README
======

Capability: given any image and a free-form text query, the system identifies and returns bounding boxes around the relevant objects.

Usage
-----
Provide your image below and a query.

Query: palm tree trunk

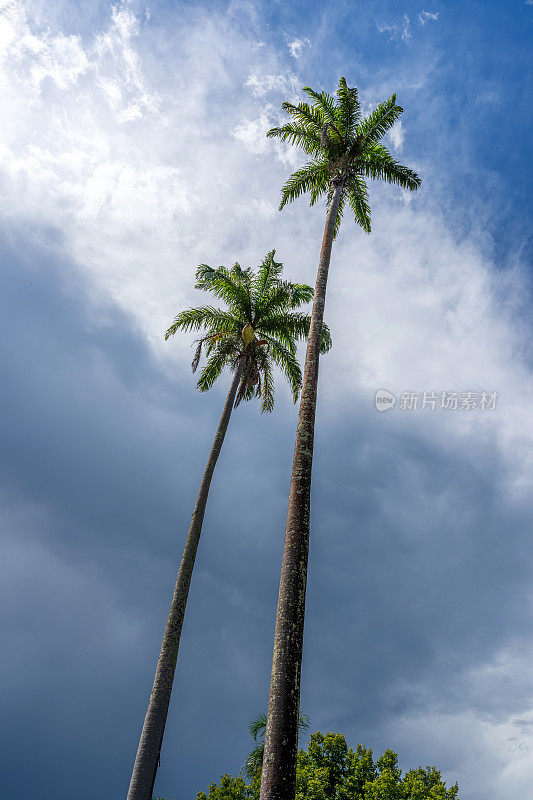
[259,184,343,800]
[128,361,244,800]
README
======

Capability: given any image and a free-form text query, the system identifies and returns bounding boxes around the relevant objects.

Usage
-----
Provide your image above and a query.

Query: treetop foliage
[267,77,421,237]
[165,250,332,413]
[194,731,459,800]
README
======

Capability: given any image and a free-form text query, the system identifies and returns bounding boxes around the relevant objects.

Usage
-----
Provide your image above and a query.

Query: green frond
[244,711,310,779]
[248,713,268,741]
[356,95,403,146]
[260,313,331,355]
[195,347,228,393]
[256,281,315,323]
[230,262,253,289]
[251,250,283,298]
[346,178,372,232]
[229,262,253,319]
[260,358,276,413]
[263,336,302,403]
[258,312,310,344]
[336,77,360,133]
[265,123,322,156]
[164,306,241,338]
[288,283,314,308]
[298,713,310,731]
[279,160,330,210]
[244,743,265,781]
[331,190,347,240]
[302,86,338,127]
[277,100,324,132]
[360,145,421,190]
[319,321,333,354]
[195,264,249,314]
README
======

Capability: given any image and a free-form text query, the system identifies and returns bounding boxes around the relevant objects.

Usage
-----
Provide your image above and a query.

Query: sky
[0,1,532,799]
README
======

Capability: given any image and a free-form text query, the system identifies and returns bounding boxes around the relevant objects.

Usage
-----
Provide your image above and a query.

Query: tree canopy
[165,250,331,412]
[193,731,459,800]
[266,77,421,237]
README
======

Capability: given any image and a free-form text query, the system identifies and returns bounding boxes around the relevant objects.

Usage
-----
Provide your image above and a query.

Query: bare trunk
[259,184,343,800]
[127,362,244,800]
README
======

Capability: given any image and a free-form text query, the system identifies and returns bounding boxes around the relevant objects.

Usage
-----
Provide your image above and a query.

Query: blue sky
[0,1,532,799]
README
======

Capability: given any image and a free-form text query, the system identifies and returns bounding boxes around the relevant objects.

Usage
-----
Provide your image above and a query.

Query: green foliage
[196,773,255,800]
[196,731,459,800]
[267,76,421,237]
[243,712,310,781]
[165,250,332,413]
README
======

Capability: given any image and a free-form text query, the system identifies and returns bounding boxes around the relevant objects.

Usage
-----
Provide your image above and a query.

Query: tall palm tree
[128,251,331,800]
[259,79,421,800]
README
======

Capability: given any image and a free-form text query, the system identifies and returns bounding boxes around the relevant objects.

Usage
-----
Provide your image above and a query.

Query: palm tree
[128,251,332,800]
[259,79,421,800]
[244,713,309,782]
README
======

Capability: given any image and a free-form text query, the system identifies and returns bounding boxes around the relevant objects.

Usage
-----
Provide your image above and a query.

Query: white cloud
[418,10,440,25]
[245,67,299,97]
[0,8,532,794]
[377,13,411,42]
[388,119,404,151]
[0,0,530,487]
[93,5,160,122]
[385,707,533,800]
[287,36,310,58]
[233,109,273,155]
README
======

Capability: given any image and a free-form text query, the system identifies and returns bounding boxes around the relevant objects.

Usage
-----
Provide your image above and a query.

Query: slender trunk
[127,362,244,800]
[259,184,343,800]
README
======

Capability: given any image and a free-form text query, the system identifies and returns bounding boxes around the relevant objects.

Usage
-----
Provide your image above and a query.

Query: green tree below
[192,731,459,800]
[194,731,459,800]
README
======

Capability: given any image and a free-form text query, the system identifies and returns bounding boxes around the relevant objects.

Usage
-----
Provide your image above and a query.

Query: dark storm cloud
[2,221,532,800]
[0,221,300,799]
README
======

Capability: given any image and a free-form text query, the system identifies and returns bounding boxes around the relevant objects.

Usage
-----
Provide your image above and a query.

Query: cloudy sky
[1,1,532,798]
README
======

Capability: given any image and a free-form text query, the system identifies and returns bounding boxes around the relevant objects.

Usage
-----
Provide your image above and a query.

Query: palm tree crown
[165,250,332,412]
[267,77,421,236]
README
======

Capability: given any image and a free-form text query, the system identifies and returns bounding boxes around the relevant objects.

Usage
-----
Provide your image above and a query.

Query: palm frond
[356,95,403,146]
[331,189,347,240]
[279,160,330,210]
[256,282,314,322]
[302,86,340,128]
[278,100,324,132]
[244,744,265,781]
[244,711,310,780]
[265,123,322,156]
[251,250,282,299]
[258,312,310,346]
[345,176,372,232]
[336,76,360,134]
[263,336,302,403]
[260,357,275,413]
[319,321,333,353]
[248,713,268,740]
[195,264,249,314]
[360,145,421,189]
[196,346,230,393]
[165,306,241,339]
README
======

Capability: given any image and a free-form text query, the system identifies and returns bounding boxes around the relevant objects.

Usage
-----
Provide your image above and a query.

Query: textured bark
[259,185,343,800]
[127,362,244,800]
